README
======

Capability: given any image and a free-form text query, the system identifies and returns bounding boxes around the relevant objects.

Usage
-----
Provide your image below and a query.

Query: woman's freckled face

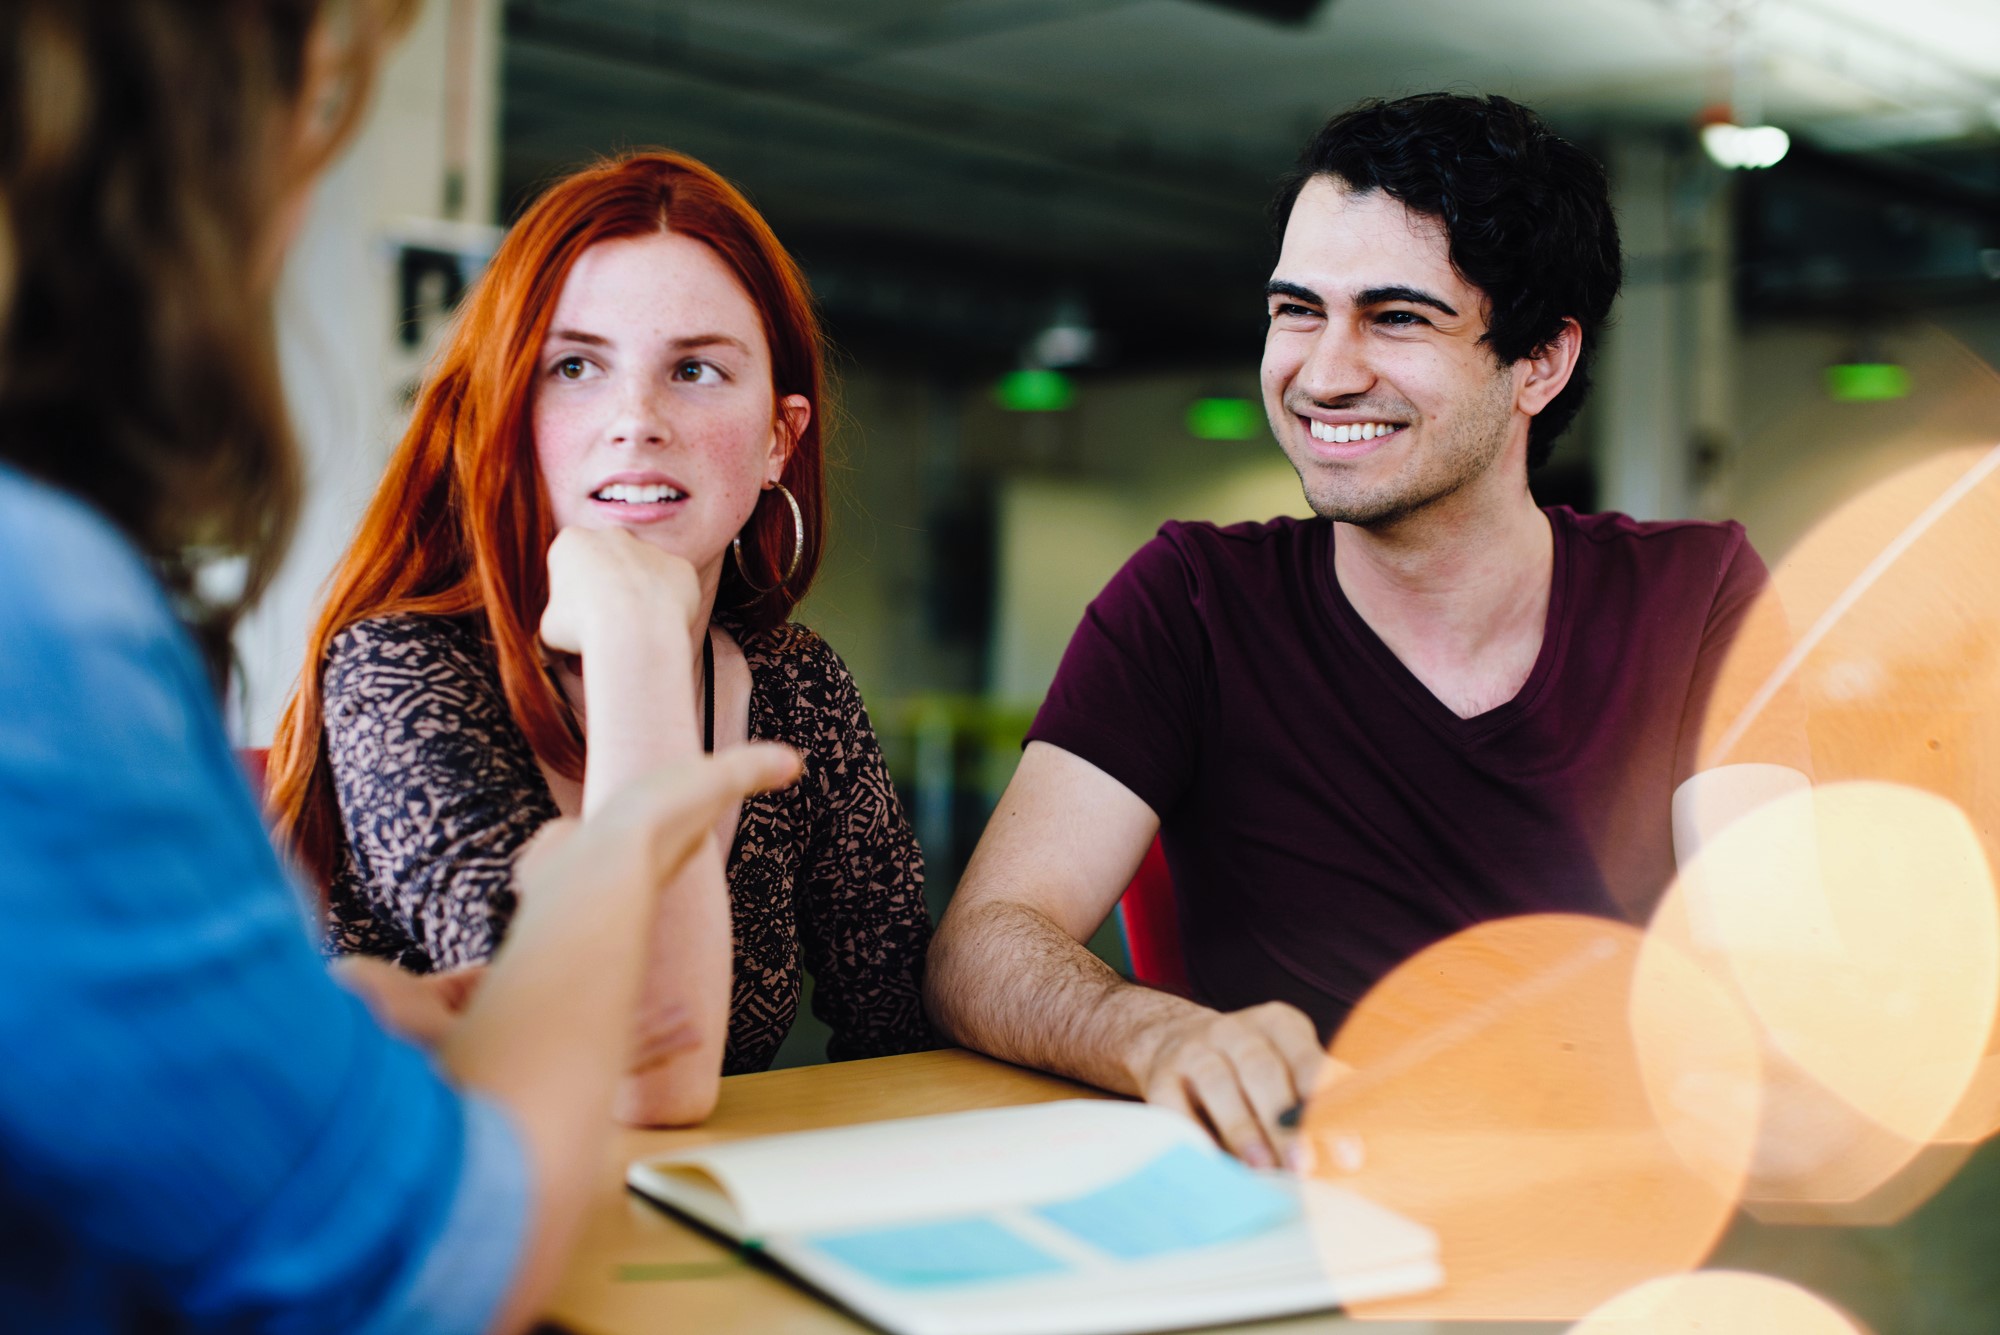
[531,230,806,586]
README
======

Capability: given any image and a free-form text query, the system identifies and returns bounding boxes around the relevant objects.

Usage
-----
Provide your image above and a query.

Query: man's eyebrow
[1355,285,1459,318]
[1265,280,1325,306]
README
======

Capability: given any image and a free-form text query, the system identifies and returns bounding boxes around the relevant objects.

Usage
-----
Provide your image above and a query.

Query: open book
[626,1099,1441,1335]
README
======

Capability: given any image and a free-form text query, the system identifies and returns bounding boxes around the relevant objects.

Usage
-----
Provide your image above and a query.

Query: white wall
[977,370,1312,708]
[1724,318,2000,563]
[795,364,1313,712]
[231,0,501,744]
[1596,133,1737,523]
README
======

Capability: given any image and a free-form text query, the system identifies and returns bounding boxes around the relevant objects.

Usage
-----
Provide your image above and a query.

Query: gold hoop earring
[730,482,804,594]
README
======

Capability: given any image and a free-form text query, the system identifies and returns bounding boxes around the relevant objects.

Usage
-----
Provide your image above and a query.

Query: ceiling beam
[503,0,1279,217]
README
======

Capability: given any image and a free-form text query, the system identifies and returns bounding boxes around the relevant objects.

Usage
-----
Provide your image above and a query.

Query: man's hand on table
[1125,998,1332,1169]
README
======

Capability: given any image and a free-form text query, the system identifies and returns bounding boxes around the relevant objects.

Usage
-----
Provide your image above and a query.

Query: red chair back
[238,747,271,799]
[1117,836,1192,998]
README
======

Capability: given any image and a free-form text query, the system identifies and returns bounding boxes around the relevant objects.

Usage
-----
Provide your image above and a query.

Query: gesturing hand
[332,957,486,1049]
[1132,1000,1329,1168]
[538,525,703,658]
[515,742,802,902]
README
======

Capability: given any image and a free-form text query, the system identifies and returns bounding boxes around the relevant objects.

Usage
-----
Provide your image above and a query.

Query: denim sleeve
[0,470,529,1335]
[371,1095,532,1335]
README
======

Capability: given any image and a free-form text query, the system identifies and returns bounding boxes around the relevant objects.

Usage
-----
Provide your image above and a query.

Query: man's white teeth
[593,483,684,503]
[1308,420,1400,444]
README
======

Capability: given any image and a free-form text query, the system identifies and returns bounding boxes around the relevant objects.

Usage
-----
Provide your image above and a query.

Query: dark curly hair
[1273,93,1622,468]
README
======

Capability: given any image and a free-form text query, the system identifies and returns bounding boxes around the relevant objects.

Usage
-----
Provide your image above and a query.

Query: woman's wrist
[575,618,706,811]
[577,601,698,666]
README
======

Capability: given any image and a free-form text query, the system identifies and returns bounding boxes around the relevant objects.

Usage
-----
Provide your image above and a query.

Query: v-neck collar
[1316,507,1573,747]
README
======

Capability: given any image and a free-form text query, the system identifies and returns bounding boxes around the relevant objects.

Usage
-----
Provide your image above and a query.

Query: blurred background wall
[241,0,2000,1051]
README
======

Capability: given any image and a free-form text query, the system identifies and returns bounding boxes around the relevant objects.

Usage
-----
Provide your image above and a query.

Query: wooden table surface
[540,1048,1529,1335]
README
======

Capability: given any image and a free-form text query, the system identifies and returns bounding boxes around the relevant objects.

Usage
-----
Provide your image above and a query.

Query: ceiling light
[1029,322,1097,370]
[1185,397,1264,441]
[1692,18,1788,173]
[1826,363,1910,403]
[994,369,1076,413]
[1025,297,1100,370]
[1700,121,1790,170]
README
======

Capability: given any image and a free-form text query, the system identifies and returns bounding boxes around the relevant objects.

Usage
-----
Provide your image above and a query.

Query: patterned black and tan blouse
[319,613,934,1073]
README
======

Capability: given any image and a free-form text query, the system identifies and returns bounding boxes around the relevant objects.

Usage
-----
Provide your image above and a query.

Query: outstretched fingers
[624,743,803,873]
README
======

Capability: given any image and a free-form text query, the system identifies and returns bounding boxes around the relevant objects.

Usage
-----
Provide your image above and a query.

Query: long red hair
[268,150,827,889]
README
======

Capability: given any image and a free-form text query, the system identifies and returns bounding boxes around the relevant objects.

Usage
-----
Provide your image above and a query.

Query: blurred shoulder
[0,464,180,642]
[0,466,226,781]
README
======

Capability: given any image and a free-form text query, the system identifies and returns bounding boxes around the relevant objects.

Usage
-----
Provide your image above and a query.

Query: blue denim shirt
[0,463,529,1333]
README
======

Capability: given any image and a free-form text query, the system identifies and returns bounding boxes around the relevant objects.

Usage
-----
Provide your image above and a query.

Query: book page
[802,1144,1300,1287]
[764,1172,1442,1335]
[648,1100,1209,1236]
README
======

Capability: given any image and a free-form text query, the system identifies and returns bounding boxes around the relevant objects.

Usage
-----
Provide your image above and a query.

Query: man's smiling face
[1261,176,1527,528]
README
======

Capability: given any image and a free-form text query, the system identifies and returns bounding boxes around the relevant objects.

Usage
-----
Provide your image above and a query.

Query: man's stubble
[1290,368,1519,530]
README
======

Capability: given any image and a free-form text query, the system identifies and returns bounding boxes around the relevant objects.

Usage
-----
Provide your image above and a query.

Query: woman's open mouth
[588,480,688,519]
[592,482,685,504]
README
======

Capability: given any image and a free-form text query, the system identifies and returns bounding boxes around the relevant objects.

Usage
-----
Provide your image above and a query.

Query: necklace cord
[701,628,715,755]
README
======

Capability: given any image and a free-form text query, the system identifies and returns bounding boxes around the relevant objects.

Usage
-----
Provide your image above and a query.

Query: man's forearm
[926,896,1206,1096]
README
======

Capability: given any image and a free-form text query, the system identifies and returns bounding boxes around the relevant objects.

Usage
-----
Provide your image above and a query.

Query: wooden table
[541,1048,1543,1335]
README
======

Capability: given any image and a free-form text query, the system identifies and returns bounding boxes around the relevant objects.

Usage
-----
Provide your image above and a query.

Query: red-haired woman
[269,152,932,1125]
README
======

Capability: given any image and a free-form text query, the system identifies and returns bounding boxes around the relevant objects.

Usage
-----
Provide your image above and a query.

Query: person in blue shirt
[0,3,799,1331]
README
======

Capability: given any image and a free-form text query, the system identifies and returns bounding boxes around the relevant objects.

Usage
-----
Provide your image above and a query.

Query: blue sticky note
[1033,1144,1297,1260]
[809,1217,1069,1289]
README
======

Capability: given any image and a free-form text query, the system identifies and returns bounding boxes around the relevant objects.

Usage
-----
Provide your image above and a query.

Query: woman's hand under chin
[538,525,705,659]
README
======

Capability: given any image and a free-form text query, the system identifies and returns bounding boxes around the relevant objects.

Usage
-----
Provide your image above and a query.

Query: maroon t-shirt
[1026,507,1785,1039]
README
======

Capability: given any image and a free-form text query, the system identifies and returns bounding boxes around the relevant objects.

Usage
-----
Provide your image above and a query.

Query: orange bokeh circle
[1653,781,1999,1220]
[1696,445,2000,1155]
[1569,1270,1869,1333]
[1303,914,1760,1320]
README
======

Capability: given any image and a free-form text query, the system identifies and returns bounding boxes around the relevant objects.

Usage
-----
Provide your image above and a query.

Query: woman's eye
[674,359,722,383]
[553,355,590,380]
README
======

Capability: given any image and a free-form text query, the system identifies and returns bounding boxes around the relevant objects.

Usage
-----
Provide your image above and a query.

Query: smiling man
[926,94,1805,1163]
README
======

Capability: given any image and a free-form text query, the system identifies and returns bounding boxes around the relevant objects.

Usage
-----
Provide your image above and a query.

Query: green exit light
[1185,397,1264,441]
[1826,363,1911,402]
[994,369,1075,412]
